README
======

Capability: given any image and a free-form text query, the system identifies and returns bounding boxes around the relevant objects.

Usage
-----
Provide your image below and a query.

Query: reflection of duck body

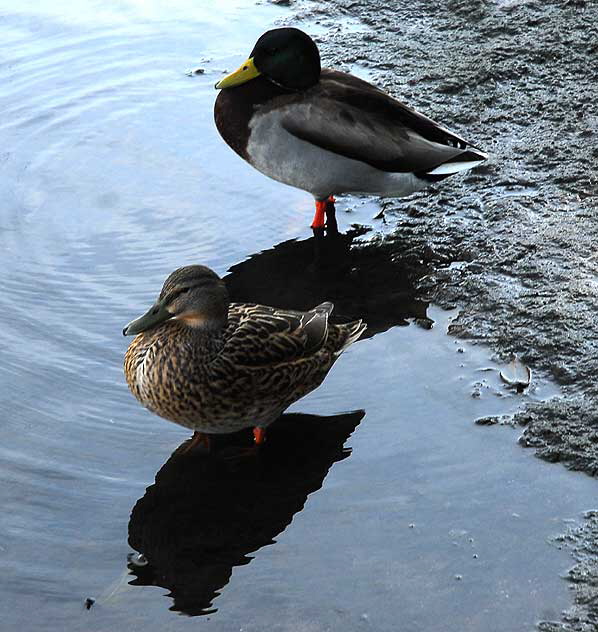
[128,411,364,615]
[224,228,431,338]
[123,265,365,443]
[214,28,487,230]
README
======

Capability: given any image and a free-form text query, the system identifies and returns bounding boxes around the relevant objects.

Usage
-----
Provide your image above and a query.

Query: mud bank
[287,0,597,628]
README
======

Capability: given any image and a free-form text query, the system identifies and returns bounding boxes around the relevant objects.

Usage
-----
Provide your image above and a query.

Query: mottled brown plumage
[123,265,365,437]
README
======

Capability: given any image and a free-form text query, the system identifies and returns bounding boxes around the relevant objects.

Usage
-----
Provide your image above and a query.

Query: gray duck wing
[280,69,481,174]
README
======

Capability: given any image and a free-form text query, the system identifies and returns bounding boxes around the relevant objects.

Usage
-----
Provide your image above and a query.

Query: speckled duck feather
[124,302,365,434]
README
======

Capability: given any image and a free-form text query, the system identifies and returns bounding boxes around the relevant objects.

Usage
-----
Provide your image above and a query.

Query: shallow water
[0,1,595,630]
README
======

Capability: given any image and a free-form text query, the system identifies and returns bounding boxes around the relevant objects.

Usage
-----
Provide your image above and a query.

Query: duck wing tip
[425,148,488,176]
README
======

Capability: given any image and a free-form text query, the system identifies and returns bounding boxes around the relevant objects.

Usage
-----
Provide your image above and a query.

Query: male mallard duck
[123,265,365,447]
[214,27,487,231]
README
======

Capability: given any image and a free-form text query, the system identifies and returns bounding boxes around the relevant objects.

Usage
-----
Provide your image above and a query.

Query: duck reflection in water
[127,410,364,616]
[224,227,432,339]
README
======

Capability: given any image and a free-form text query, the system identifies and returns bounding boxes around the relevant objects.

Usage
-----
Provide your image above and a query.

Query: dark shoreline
[286,0,598,628]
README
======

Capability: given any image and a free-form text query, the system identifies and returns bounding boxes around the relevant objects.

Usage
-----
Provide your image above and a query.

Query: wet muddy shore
[287,0,598,628]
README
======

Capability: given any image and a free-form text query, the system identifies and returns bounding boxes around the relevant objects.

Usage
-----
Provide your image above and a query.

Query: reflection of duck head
[224,228,429,339]
[127,410,364,616]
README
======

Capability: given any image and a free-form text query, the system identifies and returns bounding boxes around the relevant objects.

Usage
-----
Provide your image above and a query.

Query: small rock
[475,416,497,425]
[415,317,434,330]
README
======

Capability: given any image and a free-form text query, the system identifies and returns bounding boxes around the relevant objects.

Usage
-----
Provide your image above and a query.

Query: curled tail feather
[336,320,366,356]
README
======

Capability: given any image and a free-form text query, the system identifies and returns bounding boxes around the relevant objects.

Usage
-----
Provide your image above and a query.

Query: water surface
[0,2,595,631]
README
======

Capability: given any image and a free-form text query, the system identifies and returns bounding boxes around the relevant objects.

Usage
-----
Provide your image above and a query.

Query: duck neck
[214,75,294,160]
[177,303,228,335]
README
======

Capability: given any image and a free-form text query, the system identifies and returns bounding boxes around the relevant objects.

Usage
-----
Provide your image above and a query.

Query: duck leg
[183,431,211,453]
[253,427,267,445]
[325,196,338,235]
[311,198,327,230]
[312,196,338,244]
[311,196,337,230]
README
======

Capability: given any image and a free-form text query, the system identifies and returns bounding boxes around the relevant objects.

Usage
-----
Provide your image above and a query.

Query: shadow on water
[127,410,365,616]
[224,227,430,339]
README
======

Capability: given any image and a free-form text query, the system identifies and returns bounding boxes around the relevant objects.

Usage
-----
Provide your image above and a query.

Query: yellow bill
[215,57,261,89]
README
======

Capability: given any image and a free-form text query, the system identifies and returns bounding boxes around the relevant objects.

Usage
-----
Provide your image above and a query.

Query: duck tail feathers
[425,148,488,177]
[336,320,367,356]
[313,301,335,316]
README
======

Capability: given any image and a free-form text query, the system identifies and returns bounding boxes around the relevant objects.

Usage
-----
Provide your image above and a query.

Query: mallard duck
[123,265,365,447]
[214,27,487,231]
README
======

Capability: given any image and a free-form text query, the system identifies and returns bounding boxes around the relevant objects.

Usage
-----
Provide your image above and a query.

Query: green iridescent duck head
[215,27,321,92]
[123,266,229,336]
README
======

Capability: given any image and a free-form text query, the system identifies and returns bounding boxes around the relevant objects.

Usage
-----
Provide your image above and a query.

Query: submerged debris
[500,357,531,393]
[185,67,205,77]
[127,552,148,567]
[475,414,516,427]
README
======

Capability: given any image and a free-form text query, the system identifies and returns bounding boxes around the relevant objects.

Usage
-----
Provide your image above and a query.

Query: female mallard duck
[214,27,487,231]
[123,265,365,447]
